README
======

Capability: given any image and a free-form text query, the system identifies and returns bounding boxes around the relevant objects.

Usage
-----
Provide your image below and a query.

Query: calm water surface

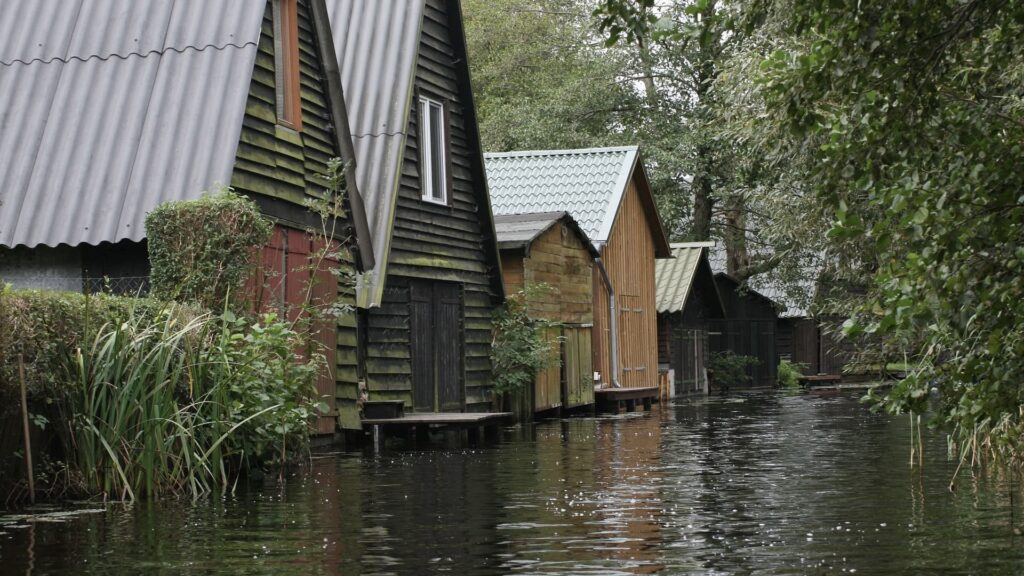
[2,391,1022,575]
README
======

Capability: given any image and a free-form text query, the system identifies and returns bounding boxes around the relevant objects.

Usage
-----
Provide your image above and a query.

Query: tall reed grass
[69,305,316,501]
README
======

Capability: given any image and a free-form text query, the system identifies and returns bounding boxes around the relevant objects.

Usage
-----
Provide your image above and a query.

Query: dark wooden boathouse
[710,273,780,388]
[0,0,376,435]
[655,242,725,396]
[327,0,507,429]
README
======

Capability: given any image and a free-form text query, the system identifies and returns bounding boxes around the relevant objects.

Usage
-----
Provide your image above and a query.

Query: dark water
[2,391,1023,575]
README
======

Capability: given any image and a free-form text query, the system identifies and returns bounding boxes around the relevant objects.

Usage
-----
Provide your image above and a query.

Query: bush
[0,287,321,502]
[708,351,760,387]
[201,311,322,462]
[70,308,320,500]
[0,287,167,419]
[490,286,560,396]
[777,359,808,389]
[145,188,272,309]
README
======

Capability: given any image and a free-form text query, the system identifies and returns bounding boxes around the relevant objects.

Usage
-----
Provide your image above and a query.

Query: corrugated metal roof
[708,242,818,317]
[326,0,425,306]
[655,242,715,313]
[485,146,640,244]
[493,211,598,258]
[0,0,264,249]
[494,212,565,249]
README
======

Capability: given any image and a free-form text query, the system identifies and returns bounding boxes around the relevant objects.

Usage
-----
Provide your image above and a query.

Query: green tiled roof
[484,146,640,243]
[655,242,715,313]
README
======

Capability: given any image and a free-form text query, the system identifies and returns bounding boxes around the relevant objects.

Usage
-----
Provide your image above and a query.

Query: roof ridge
[484,145,639,158]
[671,241,716,248]
[0,40,258,68]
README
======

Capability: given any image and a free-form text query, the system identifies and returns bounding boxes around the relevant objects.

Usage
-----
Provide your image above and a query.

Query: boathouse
[327,0,506,428]
[710,273,781,388]
[486,147,673,405]
[655,242,725,396]
[494,211,599,415]
[708,245,849,380]
[0,0,375,434]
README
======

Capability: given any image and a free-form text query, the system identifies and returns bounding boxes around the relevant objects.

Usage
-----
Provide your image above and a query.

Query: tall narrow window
[419,96,447,204]
[274,0,302,130]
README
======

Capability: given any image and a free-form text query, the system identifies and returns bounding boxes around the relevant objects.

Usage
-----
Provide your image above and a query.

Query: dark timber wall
[710,275,779,387]
[658,260,722,393]
[231,0,360,430]
[362,0,499,414]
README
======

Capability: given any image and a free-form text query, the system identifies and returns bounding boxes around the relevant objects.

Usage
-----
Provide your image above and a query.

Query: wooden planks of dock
[594,386,659,413]
[361,412,514,427]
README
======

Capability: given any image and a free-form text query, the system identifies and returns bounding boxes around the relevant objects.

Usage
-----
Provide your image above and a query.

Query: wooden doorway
[409,279,464,412]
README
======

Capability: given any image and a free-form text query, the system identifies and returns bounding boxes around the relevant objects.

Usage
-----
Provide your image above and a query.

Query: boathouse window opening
[274,0,302,130]
[419,96,448,204]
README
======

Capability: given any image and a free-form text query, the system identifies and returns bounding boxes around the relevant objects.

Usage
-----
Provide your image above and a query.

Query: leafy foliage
[708,350,759,387]
[202,311,322,462]
[0,287,166,420]
[70,307,320,501]
[777,359,806,389]
[464,0,633,152]
[145,188,272,310]
[0,288,321,501]
[745,0,1024,465]
[490,285,561,396]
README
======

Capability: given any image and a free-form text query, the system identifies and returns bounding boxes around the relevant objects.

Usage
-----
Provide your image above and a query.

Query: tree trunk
[692,171,714,240]
[723,193,750,277]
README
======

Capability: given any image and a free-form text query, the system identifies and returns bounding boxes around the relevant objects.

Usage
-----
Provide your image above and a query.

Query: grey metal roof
[485,146,640,244]
[655,242,716,314]
[708,242,818,318]
[493,211,599,257]
[326,0,425,306]
[0,0,265,249]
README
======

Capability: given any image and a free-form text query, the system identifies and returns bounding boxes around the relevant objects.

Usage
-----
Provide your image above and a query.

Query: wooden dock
[361,411,514,445]
[798,374,842,387]
[594,386,659,413]
[361,412,513,427]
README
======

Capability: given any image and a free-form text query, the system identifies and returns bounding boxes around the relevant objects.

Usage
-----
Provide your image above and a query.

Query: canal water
[2,390,1022,574]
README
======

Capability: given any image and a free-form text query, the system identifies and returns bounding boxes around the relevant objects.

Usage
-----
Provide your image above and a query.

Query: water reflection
[1,391,1022,575]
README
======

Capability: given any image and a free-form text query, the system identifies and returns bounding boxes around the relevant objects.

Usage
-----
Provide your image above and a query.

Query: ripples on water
[1,391,1023,575]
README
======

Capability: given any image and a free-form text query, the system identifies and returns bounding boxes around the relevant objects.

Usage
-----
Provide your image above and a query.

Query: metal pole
[694,330,699,393]
[18,355,35,504]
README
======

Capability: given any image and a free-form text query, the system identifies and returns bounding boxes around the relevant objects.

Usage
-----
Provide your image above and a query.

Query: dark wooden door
[410,280,464,412]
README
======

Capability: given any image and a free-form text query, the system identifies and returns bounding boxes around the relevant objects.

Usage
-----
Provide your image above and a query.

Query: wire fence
[2,275,150,296]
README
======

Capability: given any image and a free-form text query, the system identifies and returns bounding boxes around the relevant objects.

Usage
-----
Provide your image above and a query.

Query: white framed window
[418,96,448,204]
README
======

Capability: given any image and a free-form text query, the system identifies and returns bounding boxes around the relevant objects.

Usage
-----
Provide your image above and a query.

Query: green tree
[594,0,820,280]
[746,0,1024,466]
[465,0,633,152]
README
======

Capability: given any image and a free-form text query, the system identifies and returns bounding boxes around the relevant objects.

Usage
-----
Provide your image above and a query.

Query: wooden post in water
[18,355,35,504]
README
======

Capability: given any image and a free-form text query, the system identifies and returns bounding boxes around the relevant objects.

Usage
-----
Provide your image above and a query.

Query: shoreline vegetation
[0,190,328,507]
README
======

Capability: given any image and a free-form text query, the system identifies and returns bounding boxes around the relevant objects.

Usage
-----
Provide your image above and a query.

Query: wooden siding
[523,224,593,324]
[363,0,499,413]
[592,179,659,389]
[563,326,594,408]
[231,0,360,430]
[499,221,596,414]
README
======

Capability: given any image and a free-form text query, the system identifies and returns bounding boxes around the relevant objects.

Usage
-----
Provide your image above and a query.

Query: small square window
[419,96,447,204]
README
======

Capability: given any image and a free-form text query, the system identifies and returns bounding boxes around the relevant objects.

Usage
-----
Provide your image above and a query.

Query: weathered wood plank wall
[592,179,659,388]
[232,0,360,430]
[362,0,499,413]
